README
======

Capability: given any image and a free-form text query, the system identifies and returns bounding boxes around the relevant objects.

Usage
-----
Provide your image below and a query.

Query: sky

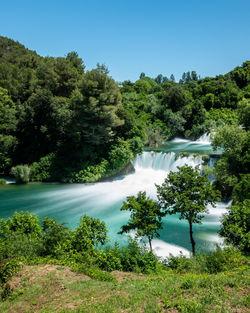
[1,0,249,82]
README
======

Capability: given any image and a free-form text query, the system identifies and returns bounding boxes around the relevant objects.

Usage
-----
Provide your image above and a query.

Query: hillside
[1,264,249,313]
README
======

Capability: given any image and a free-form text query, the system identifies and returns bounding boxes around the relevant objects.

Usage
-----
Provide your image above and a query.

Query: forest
[0,36,249,311]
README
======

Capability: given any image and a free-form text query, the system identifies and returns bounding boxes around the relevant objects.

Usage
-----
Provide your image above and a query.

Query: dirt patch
[111,271,145,282]
[9,264,89,289]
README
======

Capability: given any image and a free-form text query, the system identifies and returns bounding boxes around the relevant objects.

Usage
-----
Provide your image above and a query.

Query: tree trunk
[188,220,195,256]
[148,238,152,252]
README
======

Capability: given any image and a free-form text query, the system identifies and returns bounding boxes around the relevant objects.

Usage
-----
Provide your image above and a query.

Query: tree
[118,191,164,251]
[72,215,108,252]
[219,200,250,252]
[156,165,220,255]
[0,87,17,172]
[69,69,123,147]
[170,74,175,82]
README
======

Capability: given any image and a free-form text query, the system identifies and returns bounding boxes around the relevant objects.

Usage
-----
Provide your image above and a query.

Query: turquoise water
[0,136,228,257]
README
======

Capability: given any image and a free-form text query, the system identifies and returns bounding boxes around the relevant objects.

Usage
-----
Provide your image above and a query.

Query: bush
[167,254,197,273]
[108,139,133,172]
[0,259,21,285]
[71,159,108,183]
[30,153,56,182]
[112,238,160,273]
[0,179,6,185]
[0,178,7,185]
[10,165,30,184]
[3,211,42,238]
[204,247,247,273]
[72,215,108,252]
[96,249,122,271]
[39,217,73,257]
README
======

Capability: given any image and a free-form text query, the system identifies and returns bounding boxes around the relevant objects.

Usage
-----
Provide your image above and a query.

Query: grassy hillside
[0,263,249,313]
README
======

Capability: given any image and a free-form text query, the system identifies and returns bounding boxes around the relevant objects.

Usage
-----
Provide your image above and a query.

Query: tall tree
[170,74,175,82]
[119,191,164,251]
[156,165,220,255]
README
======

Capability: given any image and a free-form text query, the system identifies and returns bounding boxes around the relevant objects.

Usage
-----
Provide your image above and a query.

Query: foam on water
[152,239,191,258]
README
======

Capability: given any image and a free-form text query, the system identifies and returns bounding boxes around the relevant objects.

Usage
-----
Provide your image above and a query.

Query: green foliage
[109,238,160,273]
[1,211,41,238]
[167,246,248,274]
[233,174,250,202]
[108,139,133,172]
[207,108,239,126]
[0,179,6,185]
[237,98,250,129]
[219,200,250,252]
[0,259,21,285]
[10,165,30,184]
[119,191,164,251]
[211,125,249,197]
[69,69,123,147]
[30,153,56,181]
[74,264,115,281]
[211,125,246,153]
[0,87,17,172]
[157,165,220,255]
[95,249,122,272]
[71,159,109,183]
[134,77,158,94]
[72,215,108,252]
[40,217,73,257]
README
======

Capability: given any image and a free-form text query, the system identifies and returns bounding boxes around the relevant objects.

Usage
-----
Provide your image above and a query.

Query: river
[0,134,229,258]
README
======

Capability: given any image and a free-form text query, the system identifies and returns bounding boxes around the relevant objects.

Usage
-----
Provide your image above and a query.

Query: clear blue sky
[1,0,249,82]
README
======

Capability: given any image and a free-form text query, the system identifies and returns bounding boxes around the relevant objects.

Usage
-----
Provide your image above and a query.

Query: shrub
[72,215,108,252]
[113,238,160,273]
[10,165,30,184]
[30,153,56,182]
[71,159,108,183]
[96,249,122,271]
[0,179,6,185]
[167,254,196,273]
[108,139,133,172]
[39,217,73,257]
[204,247,246,273]
[3,211,42,238]
[0,258,21,285]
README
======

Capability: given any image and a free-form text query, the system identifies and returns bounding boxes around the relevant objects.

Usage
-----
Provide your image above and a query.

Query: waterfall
[196,133,211,144]
[132,151,203,173]
[0,134,226,258]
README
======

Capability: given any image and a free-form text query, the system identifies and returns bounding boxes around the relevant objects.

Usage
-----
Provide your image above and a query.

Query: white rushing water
[1,134,229,258]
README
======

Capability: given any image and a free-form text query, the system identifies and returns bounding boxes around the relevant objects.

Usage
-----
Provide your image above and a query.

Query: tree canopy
[119,191,164,251]
[156,165,220,255]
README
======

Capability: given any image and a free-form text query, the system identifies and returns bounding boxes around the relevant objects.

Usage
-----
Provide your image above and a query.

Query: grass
[0,264,249,313]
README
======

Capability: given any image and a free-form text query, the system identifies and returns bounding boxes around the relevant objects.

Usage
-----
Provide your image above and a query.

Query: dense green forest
[0,36,249,193]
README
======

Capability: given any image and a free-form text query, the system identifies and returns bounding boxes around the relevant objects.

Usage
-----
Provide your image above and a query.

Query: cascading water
[0,134,229,257]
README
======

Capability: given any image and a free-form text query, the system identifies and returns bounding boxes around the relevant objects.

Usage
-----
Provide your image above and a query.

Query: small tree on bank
[118,191,164,251]
[156,165,220,255]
